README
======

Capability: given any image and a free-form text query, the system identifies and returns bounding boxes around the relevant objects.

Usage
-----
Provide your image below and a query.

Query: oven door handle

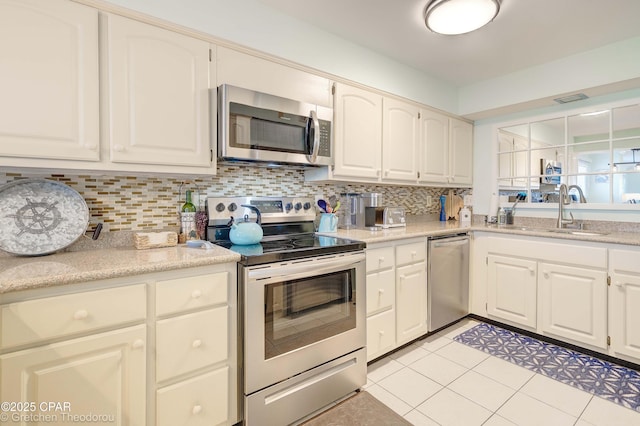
[247,253,364,283]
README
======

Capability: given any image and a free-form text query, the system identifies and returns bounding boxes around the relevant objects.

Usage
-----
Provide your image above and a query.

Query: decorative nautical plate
[0,179,89,256]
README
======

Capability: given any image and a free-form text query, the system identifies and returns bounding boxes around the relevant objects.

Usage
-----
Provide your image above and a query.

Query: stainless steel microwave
[217,84,333,167]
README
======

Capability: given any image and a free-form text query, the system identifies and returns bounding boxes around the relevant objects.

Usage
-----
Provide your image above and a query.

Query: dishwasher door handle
[431,237,469,248]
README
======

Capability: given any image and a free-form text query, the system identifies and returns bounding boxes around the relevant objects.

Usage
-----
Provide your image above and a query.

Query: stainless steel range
[206,196,367,426]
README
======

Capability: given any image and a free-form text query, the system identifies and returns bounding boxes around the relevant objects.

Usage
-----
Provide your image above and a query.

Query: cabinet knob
[113,144,125,152]
[376,170,381,176]
[378,256,385,263]
[528,267,535,274]
[192,405,202,415]
[543,271,549,278]
[132,339,144,349]
[615,281,623,287]
[378,288,385,294]
[192,339,203,349]
[399,275,406,281]
[191,289,202,299]
[385,169,389,177]
[73,309,88,320]
[411,251,417,257]
[84,142,97,150]
[379,330,385,335]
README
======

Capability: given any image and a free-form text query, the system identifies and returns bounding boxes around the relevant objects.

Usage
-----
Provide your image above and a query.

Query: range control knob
[294,202,302,211]
[303,202,311,210]
[285,202,293,212]
[228,203,237,212]
[215,203,225,212]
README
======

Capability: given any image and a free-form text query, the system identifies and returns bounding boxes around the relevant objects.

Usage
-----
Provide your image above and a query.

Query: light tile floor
[365,319,640,426]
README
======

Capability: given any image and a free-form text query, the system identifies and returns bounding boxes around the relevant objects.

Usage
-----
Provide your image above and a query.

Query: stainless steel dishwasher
[427,233,470,331]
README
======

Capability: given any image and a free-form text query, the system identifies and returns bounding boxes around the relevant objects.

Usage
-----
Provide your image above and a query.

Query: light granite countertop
[0,245,240,294]
[2,216,639,295]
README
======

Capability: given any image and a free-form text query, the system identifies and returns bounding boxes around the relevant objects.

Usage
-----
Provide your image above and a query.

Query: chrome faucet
[557,184,587,228]
[568,185,587,203]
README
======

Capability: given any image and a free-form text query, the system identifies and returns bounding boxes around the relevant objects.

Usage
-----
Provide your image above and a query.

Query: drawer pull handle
[192,405,202,415]
[378,257,385,263]
[192,339,202,349]
[73,309,89,320]
[132,339,144,349]
[411,251,417,256]
[191,290,202,299]
[378,289,385,294]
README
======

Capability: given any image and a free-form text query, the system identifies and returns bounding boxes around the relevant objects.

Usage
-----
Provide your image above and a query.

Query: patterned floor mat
[454,322,640,412]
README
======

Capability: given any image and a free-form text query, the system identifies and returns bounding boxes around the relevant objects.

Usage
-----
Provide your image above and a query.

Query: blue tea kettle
[229,205,263,245]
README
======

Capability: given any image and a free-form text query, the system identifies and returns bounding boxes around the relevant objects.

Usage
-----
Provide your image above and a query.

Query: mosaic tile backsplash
[0,166,470,234]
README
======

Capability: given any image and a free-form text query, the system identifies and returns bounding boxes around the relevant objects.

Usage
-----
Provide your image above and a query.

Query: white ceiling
[256,0,640,88]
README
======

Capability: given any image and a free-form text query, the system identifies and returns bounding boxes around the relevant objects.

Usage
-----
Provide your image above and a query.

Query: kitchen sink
[503,226,608,236]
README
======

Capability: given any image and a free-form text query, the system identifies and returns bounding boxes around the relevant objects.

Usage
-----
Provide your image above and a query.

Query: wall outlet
[426,195,432,207]
[464,195,473,206]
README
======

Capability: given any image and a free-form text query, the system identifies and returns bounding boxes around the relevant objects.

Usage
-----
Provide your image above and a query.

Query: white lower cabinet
[487,254,537,329]
[609,248,640,362]
[1,325,146,425]
[366,238,427,361]
[0,263,238,426]
[539,262,607,349]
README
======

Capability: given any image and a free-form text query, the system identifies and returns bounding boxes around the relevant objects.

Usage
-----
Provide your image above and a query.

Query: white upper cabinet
[104,13,212,168]
[0,0,100,162]
[382,98,419,182]
[418,111,473,186]
[216,46,332,107]
[450,118,473,185]
[418,109,449,183]
[332,83,383,180]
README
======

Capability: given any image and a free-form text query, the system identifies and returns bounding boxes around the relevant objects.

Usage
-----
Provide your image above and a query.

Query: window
[497,102,640,205]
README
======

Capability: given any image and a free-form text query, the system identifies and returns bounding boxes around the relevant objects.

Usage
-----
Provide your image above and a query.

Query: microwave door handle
[306,110,320,163]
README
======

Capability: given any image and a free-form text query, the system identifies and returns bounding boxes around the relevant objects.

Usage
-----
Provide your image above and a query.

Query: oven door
[243,251,365,395]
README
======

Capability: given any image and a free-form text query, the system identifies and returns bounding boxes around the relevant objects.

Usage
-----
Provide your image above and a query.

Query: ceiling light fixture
[424,0,500,35]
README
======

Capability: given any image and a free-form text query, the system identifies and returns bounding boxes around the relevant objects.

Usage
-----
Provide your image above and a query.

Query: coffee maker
[361,192,383,229]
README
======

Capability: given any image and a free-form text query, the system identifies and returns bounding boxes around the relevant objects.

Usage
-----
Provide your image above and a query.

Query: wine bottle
[181,190,197,240]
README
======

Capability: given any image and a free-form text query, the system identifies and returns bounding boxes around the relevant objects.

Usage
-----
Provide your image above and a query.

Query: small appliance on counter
[374,206,406,228]
[361,192,383,229]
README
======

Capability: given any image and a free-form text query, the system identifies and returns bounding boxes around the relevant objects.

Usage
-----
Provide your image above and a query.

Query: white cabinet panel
[1,325,146,425]
[366,268,394,315]
[332,83,382,180]
[366,309,395,361]
[0,0,99,161]
[418,109,449,183]
[450,118,473,185]
[157,366,229,426]
[609,272,640,360]
[382,98,419,182]
[396,262,427,345]
[539,262,607,349]
[105,13,211,167]
[216,46,331,107]
[487,255,537,328]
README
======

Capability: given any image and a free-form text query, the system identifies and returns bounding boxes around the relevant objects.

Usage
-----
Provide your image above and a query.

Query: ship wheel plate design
[0,179,89,256]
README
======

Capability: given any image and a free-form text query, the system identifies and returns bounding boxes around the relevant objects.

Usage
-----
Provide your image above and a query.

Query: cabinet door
[1,325,146,425]
[366,269,395,315]
[539,263,607,349]
[487,255,537,328]
[0,0,99,161]
[449,118,473,185]
[382,98,419,182]
[366,309,395,362]
[332,83,382,180]
[418,109,449,183]
[106,14,211,167]
[609,271,640,360]
[396,262,427,345]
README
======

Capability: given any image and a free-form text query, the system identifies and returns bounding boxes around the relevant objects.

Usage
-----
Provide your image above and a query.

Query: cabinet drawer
[367,309,396,361]
[366,269,394,315]
[366,246,394,273]
[156,272,228,317]
[396,241,426,266]
[1,284,146,349]
[156,307,228,382]
[156,366,229,426]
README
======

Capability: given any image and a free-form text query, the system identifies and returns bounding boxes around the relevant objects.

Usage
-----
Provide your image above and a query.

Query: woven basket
[134,231,178,250]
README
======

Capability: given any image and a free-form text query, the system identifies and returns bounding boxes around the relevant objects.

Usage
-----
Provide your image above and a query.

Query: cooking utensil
[333,201,341,212]
[0,179,89,256]
[317,199,328,213]
[229,205,263,245]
